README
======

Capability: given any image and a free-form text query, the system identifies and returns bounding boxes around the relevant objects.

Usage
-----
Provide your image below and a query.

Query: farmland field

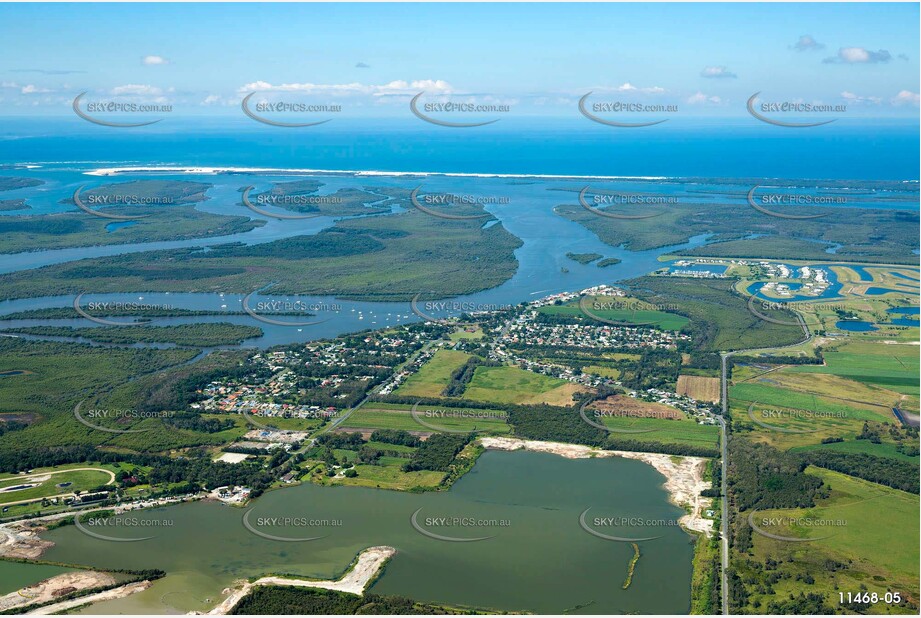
[462,365,588,406]
[394,350,471,398]
[598,415,720,449]
[342,403,510,434]
[788,341,920,396]
[676,375,721,403]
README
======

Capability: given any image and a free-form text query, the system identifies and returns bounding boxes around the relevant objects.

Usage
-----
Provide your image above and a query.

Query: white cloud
[614,82,665,94]
[686,91,722,105]
[111,84,164,96]
[20,84,52,94]
[238,79,454,98]
[700,66,737,79]
[840,91,882,104]
[891,90,920,106]
[142,55,169,66]
[792,35,824,51]
[824,47,891,64]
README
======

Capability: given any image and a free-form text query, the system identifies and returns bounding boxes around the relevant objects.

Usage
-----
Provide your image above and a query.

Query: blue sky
[1,2,918,119]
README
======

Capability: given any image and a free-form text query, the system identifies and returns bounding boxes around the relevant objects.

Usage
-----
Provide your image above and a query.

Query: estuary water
[41,451,696,615]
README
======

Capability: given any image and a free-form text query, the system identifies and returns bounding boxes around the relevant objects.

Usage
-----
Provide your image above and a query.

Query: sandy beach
[200,545,397,615]
[479,436,714,535]
[26,581,152,615]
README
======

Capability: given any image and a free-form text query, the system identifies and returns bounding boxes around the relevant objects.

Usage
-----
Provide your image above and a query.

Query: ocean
[1,116,918,181]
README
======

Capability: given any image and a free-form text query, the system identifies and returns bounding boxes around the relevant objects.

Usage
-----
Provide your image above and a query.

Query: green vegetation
[0,176,42,192]
[0,338,202,459]
[395,350,471,398]
[0,468,113,505]
[3,323,263,347]
[599,415,719,450]
[734,467,919,614]
[0,195,523,302]
[463,365,581,406]
[565,252,602,264]
[789,340,920,396]
[230,585,479,615]
[345,403,510,434]
[0,199,29,212]
[556,190,918,264]
[622,543,640,589]
[245,181,393,217]
[581,365,621,379]
[0,181,265,255]
[540,294,689,331]
[625,276,806,351]
[403,433,474,472]
[801,450,918,493]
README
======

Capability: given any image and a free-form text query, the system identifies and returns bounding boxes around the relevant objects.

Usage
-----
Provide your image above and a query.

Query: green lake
[37,450,695,614]
[0,561,73,595]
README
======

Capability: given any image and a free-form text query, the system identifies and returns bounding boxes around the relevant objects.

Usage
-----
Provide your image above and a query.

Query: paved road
[719,354,731,616]
[717,311,812,614]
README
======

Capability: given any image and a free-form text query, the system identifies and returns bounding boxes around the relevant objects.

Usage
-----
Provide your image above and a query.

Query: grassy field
[315,457,445,491]
[394,350,471,398]
[0,468,114,505]
[730,381,897,448]
[582,365,621,379]
[449,326,484,341]
[742,467,919,613]
[462,365,586,406]
[343,402,510,434]
[677,375,720,403]
[789,439,919,463]
[599,415,720,449]
[539,294,690,331]
[788,340,920,397]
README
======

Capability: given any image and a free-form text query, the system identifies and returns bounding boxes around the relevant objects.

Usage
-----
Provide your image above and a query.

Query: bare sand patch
[27,580,151,615]
[201,545,397,615]
[0,571,117,612]
[479,436,713,535]
[214,452,250,464]
[0,524,54,560]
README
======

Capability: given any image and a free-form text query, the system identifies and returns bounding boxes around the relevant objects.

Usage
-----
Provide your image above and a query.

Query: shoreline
[479,436,714,535]
[76,166,921,187]
[199,545,397,615]
[83,165,670,181]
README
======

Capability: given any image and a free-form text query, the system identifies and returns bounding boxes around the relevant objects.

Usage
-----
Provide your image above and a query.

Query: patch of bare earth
[0,571,116,612]
[676,375,721,403]
[591,394,683,419]
[200,546,397,615]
